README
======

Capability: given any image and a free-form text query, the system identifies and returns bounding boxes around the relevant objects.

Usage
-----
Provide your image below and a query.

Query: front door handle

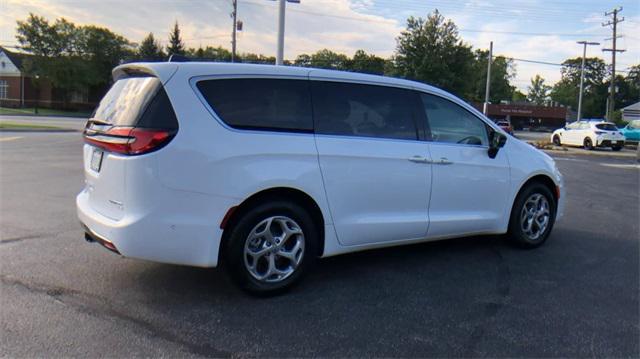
[408,155,430,164]
[435,157,453,165]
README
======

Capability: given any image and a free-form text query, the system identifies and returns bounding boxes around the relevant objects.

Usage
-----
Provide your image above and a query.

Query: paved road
[1,132,638,357]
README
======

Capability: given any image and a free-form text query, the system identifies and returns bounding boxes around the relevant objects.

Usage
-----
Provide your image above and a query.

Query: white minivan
[77,62,564,294]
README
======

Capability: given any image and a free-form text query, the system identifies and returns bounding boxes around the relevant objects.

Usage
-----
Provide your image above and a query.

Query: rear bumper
[77,189,237,267]
[596,138,624,147]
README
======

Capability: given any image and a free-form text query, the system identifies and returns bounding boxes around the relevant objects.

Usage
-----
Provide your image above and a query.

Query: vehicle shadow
[113,226,639,356]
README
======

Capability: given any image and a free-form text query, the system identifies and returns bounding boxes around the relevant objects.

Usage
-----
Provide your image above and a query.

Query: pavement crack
[0,275,232,358]
[0,234,44,245]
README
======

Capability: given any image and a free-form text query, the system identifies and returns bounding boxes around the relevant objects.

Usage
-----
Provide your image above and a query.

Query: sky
[1,0,639,92]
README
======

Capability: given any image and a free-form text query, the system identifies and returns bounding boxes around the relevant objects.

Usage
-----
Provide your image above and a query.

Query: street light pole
[483,41,493,116]
[576,41,600,121]
[276,0,286,65]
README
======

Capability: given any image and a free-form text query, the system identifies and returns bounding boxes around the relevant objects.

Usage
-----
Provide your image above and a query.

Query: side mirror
[488,130,507,159]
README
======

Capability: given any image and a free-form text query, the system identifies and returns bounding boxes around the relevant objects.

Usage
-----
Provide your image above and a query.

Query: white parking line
[0,136,23,142]
[600,163,640,170]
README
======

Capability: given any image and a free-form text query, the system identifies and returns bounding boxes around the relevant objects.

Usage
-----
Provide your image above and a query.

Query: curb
[0,128,79,133]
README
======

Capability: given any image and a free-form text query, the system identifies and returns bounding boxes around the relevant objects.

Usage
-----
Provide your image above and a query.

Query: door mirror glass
[488,130,507,159]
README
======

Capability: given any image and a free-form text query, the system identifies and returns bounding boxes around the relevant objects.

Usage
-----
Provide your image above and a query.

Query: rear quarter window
[196,78,313,132]
[93,77,161,126]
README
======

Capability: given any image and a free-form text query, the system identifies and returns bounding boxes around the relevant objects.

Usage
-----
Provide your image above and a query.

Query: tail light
[84,126,176,155]
[84,82,178,156]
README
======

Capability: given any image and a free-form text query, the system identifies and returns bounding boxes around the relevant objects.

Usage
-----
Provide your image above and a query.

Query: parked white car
[77,62,564,294]
[551,121,625,151]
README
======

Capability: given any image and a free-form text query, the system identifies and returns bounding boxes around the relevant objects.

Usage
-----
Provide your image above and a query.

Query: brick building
[0,46,92,111]
[474,102,574,131]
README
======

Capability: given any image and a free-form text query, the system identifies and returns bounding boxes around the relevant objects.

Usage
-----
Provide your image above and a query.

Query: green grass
[0,122,63,130]
[0,106,90,117]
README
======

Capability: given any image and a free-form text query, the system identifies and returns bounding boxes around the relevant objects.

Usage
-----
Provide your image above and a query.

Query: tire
[224,200,319,295]
[583,137,594,150]
[507,183,557,249]
[552,135,561,146]
[612,146,622,151]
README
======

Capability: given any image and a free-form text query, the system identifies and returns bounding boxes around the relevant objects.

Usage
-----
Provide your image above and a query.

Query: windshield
[629,120,640,129]
[595,123,618,131]
[92,76,160,126]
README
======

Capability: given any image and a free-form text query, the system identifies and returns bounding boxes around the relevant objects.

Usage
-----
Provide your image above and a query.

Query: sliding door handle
[408,156,430,164]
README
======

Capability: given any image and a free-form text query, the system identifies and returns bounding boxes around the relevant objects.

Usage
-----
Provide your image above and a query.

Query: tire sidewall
[553,135,561,145]
[509,183,557,248]
[584,137,593,150]
[225,200,318,295]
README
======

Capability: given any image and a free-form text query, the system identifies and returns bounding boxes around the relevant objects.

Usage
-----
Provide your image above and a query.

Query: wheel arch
[219,187,326,262]
[512,174,559,214]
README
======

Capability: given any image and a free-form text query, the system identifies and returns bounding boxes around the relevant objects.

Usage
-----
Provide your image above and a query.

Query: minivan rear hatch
[83,74,178,220]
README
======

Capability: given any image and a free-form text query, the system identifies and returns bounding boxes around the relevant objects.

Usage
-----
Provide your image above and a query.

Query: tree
[16,14,130,102]
[186,46,231,61]
[527,75,551,105]
[469,49,515,103]
[550,57,608,117]
[391,10,475,98]
[79,25,131,88]
[345,49,385,75]
[138,32,164,60]
[167,21,185,56]
[512,89,526,102]
[310,49,348,69]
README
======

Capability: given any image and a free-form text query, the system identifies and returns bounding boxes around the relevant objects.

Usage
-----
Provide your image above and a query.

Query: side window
[311,81,418,141]
[420,94,489,146]
[196,78,312,132]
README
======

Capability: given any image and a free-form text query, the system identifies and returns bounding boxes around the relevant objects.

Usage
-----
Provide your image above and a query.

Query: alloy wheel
[243,216,305,283]
[520,193,550,241]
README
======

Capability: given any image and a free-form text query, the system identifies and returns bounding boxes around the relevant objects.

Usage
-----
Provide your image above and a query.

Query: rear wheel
[508,183,556,248]
[224,200,318,295]
[552,135,561,146]
[583,137,594,150]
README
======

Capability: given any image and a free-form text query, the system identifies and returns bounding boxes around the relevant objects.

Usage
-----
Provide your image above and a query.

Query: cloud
[2,0,638,93]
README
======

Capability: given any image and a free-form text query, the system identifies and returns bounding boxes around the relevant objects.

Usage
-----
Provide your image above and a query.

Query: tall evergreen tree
[167,21,185,56]
[138,32,163,60]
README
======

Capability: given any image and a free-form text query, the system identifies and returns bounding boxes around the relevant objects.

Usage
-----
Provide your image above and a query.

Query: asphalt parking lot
[1,131,638,357]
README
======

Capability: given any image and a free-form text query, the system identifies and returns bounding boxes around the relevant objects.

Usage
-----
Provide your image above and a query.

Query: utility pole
[483,41,493,116]
[602,7,625,120]
[231,0,237,62]
[576,41,600,121]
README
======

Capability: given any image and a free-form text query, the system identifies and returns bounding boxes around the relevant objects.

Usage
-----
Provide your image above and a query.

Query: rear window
[196,78,313,132]
[596,123,618,131]
[92,77,161,126]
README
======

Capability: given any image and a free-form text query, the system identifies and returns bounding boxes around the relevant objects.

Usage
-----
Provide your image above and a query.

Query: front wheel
[552,135,561,146]
[583,137,594,150]
[224,200,319,295]
[508,183,556,248]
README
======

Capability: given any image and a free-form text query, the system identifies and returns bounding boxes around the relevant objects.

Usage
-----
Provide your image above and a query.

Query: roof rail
[168,54,190,63]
